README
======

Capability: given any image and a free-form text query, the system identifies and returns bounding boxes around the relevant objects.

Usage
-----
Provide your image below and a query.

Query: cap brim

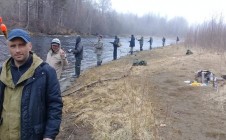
[51,43,60,45]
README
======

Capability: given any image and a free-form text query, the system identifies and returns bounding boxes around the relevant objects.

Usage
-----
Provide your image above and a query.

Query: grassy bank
[57,44,226,140]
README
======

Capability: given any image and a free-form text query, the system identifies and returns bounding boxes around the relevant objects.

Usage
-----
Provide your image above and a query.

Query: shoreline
[60,45,168,93]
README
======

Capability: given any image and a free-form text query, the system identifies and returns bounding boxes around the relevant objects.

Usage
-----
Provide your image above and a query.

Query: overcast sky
[111,0,226,25]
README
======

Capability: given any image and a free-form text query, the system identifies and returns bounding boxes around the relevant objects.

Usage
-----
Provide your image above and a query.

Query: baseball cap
[51,38,61,46]
[7,29,31,43]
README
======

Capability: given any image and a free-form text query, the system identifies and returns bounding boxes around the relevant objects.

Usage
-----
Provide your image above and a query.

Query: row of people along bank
[47,35,180,79]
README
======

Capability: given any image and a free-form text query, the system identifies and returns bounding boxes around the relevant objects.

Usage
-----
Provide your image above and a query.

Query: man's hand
[60,50,66,59]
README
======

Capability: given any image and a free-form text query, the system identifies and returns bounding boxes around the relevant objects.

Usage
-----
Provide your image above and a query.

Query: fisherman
[73,35,83,78]
[46,38,68,79]
[93,35,104,66]
[110,35,120,60]
[129,35,135,54]
[176,36,179,44]
[162,37,166,47]
[148,37,153,50]
[137,36,144,51]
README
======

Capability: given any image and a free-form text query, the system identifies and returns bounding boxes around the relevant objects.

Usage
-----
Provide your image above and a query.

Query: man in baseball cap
[7,28,31,43]
[6,29,32,66]
[0,29,62,140]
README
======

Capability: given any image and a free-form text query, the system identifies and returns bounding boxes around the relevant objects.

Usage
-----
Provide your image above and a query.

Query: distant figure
[176,36,180,44]
[148,37,153,50]
[73,35,83,78]
[162,37,166,47]
[46,38,68,79]
[113,36,120,60]
[138,36,144,51]
[129,35,135,54]
[110,36,120,60]
[93,35,103,66]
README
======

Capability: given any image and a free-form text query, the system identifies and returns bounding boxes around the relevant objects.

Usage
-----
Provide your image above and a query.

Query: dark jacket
[129,35,135,47]
[0,58,63,140]
[74,36,83,59]
[113,36,120,48]
[138,37,143,46]
[148,37,153,44]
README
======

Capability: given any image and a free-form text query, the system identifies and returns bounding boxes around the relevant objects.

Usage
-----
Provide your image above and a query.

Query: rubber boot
[97,61,101,66]
[75,66,80,77]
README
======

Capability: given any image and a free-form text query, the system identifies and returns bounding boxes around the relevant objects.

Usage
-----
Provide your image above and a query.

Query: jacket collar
[0,53,43,88]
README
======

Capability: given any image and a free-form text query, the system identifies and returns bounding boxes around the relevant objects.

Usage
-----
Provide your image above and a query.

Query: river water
[0,35,176,76]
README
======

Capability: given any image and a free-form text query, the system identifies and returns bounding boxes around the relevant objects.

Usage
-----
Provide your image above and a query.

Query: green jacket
[0,54,43,140]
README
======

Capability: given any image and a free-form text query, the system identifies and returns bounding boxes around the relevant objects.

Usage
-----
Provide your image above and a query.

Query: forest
[185,16,226,50]
[0,0,188,36]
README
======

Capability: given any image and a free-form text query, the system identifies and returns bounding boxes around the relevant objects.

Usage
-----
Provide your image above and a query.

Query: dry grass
[62,68,156,139]
[59,45,187,140]
[58,44,226,140]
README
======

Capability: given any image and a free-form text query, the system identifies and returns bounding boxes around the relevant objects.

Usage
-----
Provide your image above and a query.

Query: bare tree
[185,16,226,51]
[0,0,188,36]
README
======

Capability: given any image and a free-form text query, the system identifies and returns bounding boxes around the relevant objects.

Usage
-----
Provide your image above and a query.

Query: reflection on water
[0,35,176,72]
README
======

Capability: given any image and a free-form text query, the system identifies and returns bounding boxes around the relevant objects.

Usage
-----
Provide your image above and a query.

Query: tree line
[185,16,226,52]
[0,0,188,36]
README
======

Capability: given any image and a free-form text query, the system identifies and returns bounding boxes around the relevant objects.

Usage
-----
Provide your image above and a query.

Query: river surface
[0,35,177,76]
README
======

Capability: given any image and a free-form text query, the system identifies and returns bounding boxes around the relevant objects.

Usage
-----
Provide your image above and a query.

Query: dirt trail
[57,45,226,140]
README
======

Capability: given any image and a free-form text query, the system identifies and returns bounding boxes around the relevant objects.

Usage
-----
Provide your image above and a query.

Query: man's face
[51,44,60,53]
[7,38,32,64]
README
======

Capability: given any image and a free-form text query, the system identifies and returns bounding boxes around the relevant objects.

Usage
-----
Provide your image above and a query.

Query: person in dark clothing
[73,35,83,78]
[0,29,63,140]
[129,35,135,54]
[111,36,119,60]
[148,37,153,50]
[162,37,166,47]
[138,36,144,51]
[176,36,179,44]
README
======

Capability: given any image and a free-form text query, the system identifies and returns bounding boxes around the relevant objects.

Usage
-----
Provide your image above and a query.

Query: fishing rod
[84,36,110,47]
[66,37,95,53]
[84,38,95,44]
[67,35,123,53]
[0,39,7,46]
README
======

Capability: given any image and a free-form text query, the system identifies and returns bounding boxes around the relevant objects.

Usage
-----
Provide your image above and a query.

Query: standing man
[93,35,103,66]
[176,36,179,44]
[129,35,135,54]
[73,35,83,78]
[148,37,153,50]
[137,36,144,51]
[111,35,119,60]
[46,38,68,79]
[162,37,166,47]
[0,29,63,140]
